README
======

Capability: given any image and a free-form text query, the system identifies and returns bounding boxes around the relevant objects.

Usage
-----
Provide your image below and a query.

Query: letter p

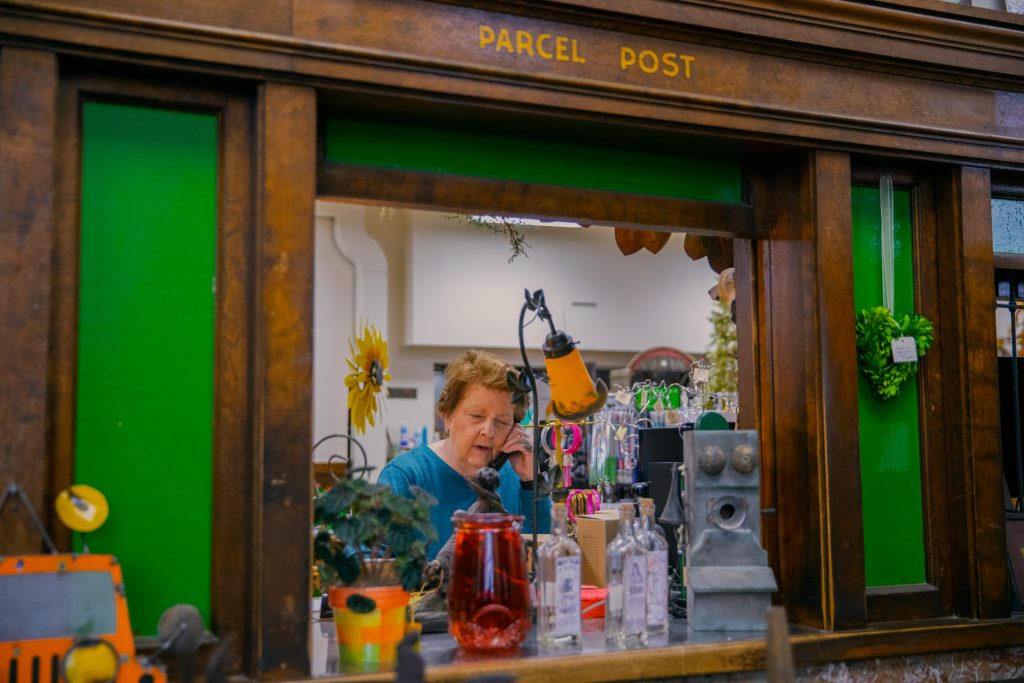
[620,46,637,71]
[479,25,495,49]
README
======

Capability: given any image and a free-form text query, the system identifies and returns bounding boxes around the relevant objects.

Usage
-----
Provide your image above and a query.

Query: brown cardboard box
[575,510,620,586]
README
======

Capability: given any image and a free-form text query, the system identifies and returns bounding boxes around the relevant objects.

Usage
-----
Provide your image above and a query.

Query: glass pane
[993,198,1024,254]
[0,571,117,640]
[852,185,926,587]
[78,102,217,635]
[997,277,1011,301]
[996,307,1024,357]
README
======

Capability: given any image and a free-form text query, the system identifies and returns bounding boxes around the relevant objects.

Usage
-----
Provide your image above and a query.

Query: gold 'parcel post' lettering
[620,46,695,79]
[479,25,586,63]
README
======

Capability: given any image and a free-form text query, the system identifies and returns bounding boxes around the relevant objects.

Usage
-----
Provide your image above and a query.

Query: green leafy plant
[707,299,738,394]
[855,306,934,400]
[313,474,437,613]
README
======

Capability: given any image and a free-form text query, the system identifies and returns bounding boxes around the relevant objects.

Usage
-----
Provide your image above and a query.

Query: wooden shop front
[2,0,1023,679]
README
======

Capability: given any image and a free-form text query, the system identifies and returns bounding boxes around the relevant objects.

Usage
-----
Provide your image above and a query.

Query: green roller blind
[851,185,926,588]
[75,101,217,635]
[324,117,743,203]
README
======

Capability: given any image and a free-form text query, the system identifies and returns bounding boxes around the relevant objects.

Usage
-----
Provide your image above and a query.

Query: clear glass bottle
[635,498,669,634]
[605,504,647,647]
[536,504,582,648]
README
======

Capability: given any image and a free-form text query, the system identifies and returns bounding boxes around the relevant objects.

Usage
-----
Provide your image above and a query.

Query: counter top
[309,603,1024,683]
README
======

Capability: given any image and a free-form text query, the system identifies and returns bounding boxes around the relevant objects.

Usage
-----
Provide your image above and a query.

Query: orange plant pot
[329,585,409,666]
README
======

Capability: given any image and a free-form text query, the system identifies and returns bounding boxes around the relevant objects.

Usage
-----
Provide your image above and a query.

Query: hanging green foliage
[448,214,530,262]
[854,306,934,400]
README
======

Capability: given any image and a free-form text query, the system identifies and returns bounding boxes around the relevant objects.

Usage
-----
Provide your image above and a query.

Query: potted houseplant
[313,469,437,667]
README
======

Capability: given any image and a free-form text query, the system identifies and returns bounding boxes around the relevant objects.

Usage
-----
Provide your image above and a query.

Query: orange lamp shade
[543,332,607,420]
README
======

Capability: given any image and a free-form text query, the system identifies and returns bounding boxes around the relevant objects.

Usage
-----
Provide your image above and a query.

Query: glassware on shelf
[635,498,669,635]
[447,512,531,653]
[605,504,648,648]
[537,504,582,648]
[689,358,711,397]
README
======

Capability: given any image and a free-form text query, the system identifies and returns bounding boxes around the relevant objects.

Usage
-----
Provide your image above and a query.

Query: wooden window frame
[850,166,954,622]
[51,65,255,670]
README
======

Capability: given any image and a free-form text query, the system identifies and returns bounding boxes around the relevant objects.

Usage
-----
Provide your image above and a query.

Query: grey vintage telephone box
[683,428,777,631]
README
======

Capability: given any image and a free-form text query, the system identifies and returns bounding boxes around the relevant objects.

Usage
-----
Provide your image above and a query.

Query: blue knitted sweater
[377,444,551,559]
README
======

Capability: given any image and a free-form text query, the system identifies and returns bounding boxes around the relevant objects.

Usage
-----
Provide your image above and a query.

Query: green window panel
[851,185,926,588]
[324,117,742,203]
[76,102,217,635]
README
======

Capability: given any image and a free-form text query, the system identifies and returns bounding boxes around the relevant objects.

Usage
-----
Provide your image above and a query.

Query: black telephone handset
[489,443,546,473]
[488,451,512,471]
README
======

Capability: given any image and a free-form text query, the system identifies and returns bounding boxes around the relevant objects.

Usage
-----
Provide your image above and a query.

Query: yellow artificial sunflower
[345,323,390,434]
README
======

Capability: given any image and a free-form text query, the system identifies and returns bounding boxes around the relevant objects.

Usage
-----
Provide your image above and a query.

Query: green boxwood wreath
[855,306,934,401]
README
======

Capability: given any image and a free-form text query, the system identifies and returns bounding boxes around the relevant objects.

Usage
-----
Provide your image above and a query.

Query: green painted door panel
[851,185,926,588]
[325,117,743,203]
[76,102,217,635]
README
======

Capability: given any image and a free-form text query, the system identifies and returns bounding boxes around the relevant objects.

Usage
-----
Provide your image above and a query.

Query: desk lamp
[517,288,608,556]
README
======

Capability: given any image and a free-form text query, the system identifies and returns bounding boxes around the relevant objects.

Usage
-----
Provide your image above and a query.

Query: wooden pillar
[752,150,867,630]
[252,82,316,678]
[0,48,58,553]
[936,166,1008,619]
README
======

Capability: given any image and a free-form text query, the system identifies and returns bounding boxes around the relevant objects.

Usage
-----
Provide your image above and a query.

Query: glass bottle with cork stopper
[605,504,647,647]
[635,497,669,634]
[536,503,582,648]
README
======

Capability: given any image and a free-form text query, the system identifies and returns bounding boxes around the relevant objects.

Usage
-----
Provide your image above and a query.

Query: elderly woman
[378,349,551,559]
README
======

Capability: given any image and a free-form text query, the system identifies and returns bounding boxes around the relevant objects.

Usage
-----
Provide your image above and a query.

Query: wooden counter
[308,610,1024,683]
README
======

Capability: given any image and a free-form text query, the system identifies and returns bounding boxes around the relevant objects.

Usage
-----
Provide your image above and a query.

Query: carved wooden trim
[2,0,1024,166]
[0,47,59,555]
[252,81,316,679]
[318,163,755,238]
[49,70,258,672]
[810,150,867,630]
[5,0,1024,79]
[994,253,1024,270]
[945,167,1009,619]
[210,91,255,672]
[49,69,80,556]
[844,167,965,623]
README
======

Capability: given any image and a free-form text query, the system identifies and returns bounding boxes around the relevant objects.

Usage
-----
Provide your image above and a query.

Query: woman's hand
[499,423,535,482]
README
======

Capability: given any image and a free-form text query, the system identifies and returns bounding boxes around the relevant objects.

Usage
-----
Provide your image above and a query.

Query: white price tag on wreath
[891,336,918,364]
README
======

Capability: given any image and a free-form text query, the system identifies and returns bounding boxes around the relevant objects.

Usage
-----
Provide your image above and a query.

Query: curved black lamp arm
[524,288,558,338]
[519,288,546,565]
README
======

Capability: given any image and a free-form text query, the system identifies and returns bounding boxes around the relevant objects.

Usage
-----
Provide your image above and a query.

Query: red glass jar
[447,512,531,653]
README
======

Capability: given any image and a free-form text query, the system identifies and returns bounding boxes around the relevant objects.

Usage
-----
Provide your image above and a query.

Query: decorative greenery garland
[854,306,934,401]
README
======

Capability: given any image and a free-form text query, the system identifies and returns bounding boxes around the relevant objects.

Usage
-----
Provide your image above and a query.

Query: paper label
[891,336,918,363]
[691,366,710,383]
[554,556,581,635]
[646,550,668,626]
[623,555,646,632]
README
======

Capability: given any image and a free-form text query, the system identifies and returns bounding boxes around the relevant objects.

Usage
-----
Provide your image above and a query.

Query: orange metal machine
[0,485,167,683]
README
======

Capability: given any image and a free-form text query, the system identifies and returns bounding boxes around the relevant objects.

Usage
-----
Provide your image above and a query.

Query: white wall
[315,203,719,470]
[405,213,716,353]
[313,202,389,473]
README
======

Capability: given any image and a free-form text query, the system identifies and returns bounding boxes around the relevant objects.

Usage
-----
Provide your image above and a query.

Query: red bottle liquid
[447,512,531,653]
